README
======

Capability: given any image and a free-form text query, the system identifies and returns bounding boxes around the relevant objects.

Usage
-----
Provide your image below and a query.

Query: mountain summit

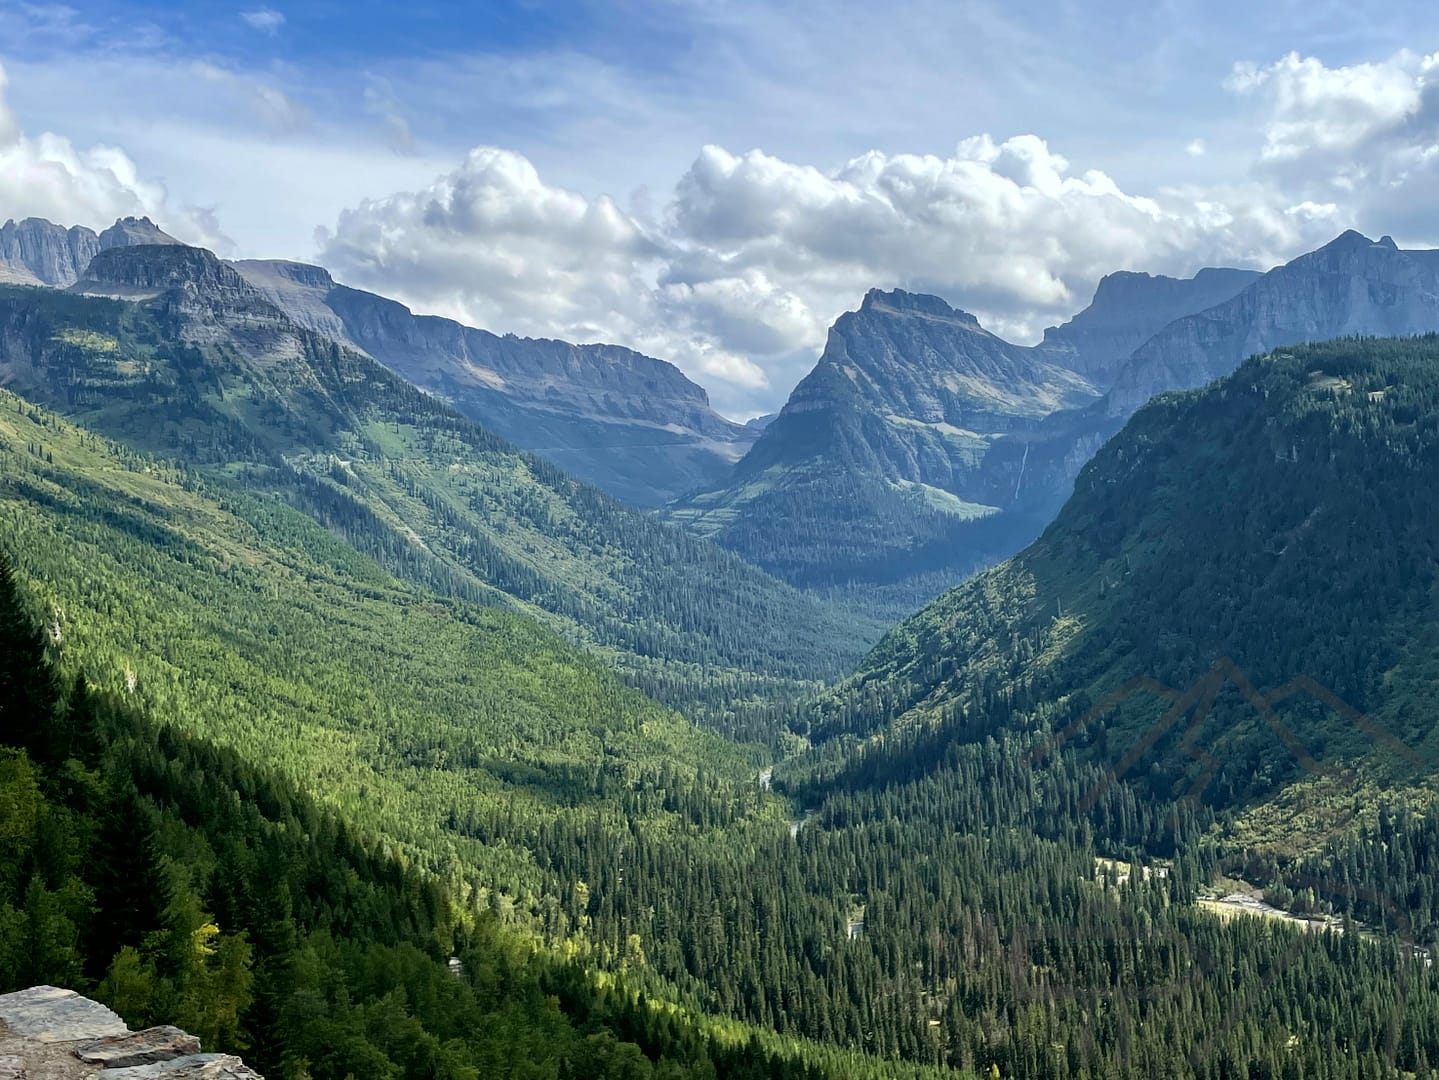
[1036,265,1260,387]
[667,288,1100,613]
[0,215,181,287]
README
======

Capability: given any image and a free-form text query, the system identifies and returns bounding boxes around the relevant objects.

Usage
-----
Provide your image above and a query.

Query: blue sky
[4,1,1439,415]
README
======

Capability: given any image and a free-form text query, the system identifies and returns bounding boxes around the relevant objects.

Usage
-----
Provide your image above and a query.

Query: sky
[4,1,1439,417]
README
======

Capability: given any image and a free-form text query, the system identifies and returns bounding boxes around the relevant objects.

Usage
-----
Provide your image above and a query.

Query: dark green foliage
[813,337,1439,808]
[0,551,960,1080]
[7,326,1439,1080]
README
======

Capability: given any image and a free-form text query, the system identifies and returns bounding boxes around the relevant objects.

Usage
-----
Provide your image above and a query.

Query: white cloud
[316,146,661,341]
[239,8,285,34]
[363,78,415,154]
[1227,50,1437,163]
[319,133,1345,415]
[1224,48,1439,246]
[191,61,309,132]
[0,62,229,250]
[1186,139,1207,157]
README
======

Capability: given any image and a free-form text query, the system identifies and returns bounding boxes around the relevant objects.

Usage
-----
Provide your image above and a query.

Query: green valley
[0,250,879,737]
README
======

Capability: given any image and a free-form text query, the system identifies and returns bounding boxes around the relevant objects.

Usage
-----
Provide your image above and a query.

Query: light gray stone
[98,1054,263,1079]
[0,216,179,288]
[0,987,127,1043]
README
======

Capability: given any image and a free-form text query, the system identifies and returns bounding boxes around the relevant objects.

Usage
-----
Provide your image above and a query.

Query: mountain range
[0,239,873,734]
[672,230,1439,618]
[0,215,757,508]
[666,288,1103,610]
[233,258,758,506]
[0,215,181,286]
[3,205,1439,1079]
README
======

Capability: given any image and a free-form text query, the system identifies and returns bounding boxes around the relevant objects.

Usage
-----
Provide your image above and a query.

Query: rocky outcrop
[234,259,758,507]
[0,217,181,288]
[1036,266,1260,388]
[0,986,261,1079]
[71,247,312,363]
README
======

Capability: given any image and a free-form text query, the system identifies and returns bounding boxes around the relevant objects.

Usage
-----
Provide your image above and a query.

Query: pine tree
[86,782,170,975]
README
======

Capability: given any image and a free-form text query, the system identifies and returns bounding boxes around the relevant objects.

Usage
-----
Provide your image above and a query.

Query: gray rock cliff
[234,259,757,506]
[0,217,180,287]
[1037,266,1260,388]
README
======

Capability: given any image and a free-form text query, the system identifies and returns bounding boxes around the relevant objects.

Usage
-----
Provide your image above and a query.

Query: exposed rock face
[0,217,180,287]
[234,259,758,506]
[1036,266,1260,388]
[713,287,1098,494]
[76,1028,202,1068]
[73,247,308,359]
[0,986,127,1042]
[0,986,262,1079]
[1104,231,1439,414]
[994,230,1439,527]
[667,289,1100,611]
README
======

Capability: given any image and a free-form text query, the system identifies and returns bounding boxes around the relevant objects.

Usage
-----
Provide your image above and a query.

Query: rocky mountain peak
[859,287,980,324]
[1037,264,1261,388]
[77,244,250,297]
[0,215,182,288]
[98,215,182,250]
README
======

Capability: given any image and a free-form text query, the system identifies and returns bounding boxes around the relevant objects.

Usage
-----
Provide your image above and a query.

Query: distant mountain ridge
[1035,265,1261,387]
[0,215,181,287]
[672,231,1439,618]
[0,240,874,732]
[234,258,758,507]
[1000,230,1439,527]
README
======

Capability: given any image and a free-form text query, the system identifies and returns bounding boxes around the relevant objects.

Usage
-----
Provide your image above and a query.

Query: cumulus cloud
[319,131,1343,414]
[1227,50,1438,164]
[239,8,285,34]
[1225,48,1439,245]
[316,146,661,340]
[0,62,229,250]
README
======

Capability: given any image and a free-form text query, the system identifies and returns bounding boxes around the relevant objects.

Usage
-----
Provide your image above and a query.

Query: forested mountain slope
[0,245,877,731]
[235,258,758,508]
[0,387,750,881]
[12,383,1439,1080]
[0,554,965,1080]
[809,336,1439,820]
[8,321,1439,1077]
